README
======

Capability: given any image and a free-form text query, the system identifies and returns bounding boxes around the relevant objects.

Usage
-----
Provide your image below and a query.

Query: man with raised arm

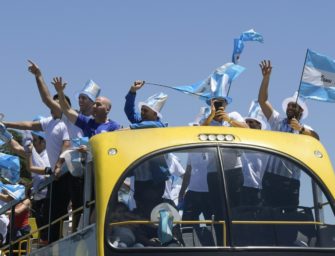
[2,110,70,243]
[124,80,167,129]
[257,60,319,211]
[123,80,168,220]
[258,60,319,139]
[52,77,120,138]
[28,61,102,233]
[27,60,101,139]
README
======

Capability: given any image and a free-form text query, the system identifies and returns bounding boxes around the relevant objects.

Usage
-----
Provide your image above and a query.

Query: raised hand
[27,60,42,77]
[130,80,145,93]
[51,77,67,93]
[259,60,272,77]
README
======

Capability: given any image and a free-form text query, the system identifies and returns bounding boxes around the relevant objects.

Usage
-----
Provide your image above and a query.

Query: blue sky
[1,0,335,167]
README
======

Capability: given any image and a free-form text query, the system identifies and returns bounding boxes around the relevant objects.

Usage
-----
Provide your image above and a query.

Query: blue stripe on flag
[306,49,335,73]
[300,49,335,102]
[300,81,335,102]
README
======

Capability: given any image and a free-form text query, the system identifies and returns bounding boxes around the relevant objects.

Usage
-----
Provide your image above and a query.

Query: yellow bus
[3,126,335,255]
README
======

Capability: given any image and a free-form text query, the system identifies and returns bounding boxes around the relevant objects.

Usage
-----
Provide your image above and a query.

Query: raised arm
[52,77,78,124]
[28,60,62,117]
[258,60,274,120]
[3,121,42,131]
[9,138,25,158]
[124,80,145,123]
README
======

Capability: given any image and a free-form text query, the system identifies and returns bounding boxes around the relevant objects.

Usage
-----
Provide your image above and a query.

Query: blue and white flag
[0,182,25,201]
[246,100,268,130]
[173,62,245,104]
[299,49,335,102]
[0,153,20,184]
[232,29,264,64]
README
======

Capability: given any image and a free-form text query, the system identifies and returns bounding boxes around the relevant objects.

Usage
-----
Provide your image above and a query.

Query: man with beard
[258,60,318,139]
[257,60,319,211]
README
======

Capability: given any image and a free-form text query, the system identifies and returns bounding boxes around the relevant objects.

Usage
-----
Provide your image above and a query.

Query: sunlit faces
[141,105,157,121]
[286,102,304,120]
[32,134,46,153]
[246,119,262,130]
[78,94,94,113]
[92,97,111,119]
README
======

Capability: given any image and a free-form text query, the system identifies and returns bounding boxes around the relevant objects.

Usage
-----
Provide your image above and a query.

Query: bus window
[106,146,227,248]
[224,147,335,248]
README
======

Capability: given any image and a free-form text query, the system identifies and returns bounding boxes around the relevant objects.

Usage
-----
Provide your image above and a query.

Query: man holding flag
[258,60,318,139]
[257,59,319,213]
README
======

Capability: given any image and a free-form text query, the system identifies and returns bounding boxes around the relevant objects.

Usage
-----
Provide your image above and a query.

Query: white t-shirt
[187,153,210,192]
[163,154,185,204]
[242,152,269,189]
[204,111,246,127]
[61,114,83,146]
[31,149,50,200]
[40,117,70,169]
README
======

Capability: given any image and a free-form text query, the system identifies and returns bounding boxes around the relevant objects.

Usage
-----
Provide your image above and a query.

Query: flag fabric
[232,29,264,64]
[0,122,13,145]
[0,182,25,201]
[173,62,245,103]
[299,49,335,102]
[246,100,268,130]
[0,153,20,184]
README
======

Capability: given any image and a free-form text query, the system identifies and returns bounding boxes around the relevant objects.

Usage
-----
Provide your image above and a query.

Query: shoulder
[39,116,53,126]
[106,120,121,130]
[302,123,314,131]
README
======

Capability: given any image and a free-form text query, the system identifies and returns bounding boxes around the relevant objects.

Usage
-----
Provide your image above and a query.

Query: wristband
[299,126,305,134]
[44,167,53,175]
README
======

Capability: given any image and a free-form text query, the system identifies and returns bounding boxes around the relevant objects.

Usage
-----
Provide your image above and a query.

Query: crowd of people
[0,59,319,248]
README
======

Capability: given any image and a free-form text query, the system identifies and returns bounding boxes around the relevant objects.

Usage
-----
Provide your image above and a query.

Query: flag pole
[296,49,309,102]
[226,82,232,98]
[145,82,208,99]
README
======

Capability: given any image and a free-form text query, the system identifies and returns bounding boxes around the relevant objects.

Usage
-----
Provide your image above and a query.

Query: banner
[300,49,335,102]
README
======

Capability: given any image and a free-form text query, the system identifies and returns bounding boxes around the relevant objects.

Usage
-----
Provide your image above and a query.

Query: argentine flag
[232,29,264,64]
[300,49,335,102]
[173,62,245,103]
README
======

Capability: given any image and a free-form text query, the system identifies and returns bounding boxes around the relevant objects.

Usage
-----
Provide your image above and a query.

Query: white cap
[138,92,168,119]
[76,80,101,102]
[150,202,181,226]
[245,100,268,130]
[245,117,267,130]
[282,91,308,120]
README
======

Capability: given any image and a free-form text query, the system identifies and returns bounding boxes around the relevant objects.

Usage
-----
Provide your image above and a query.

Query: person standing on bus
[52,77,120,138]
[124,80,167,129]
[258,60,319,210]
[124,80,168,219]
[2,113,70,243]
[240,116,268,206]
[8,124,51,244]
[27,61,103,232]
